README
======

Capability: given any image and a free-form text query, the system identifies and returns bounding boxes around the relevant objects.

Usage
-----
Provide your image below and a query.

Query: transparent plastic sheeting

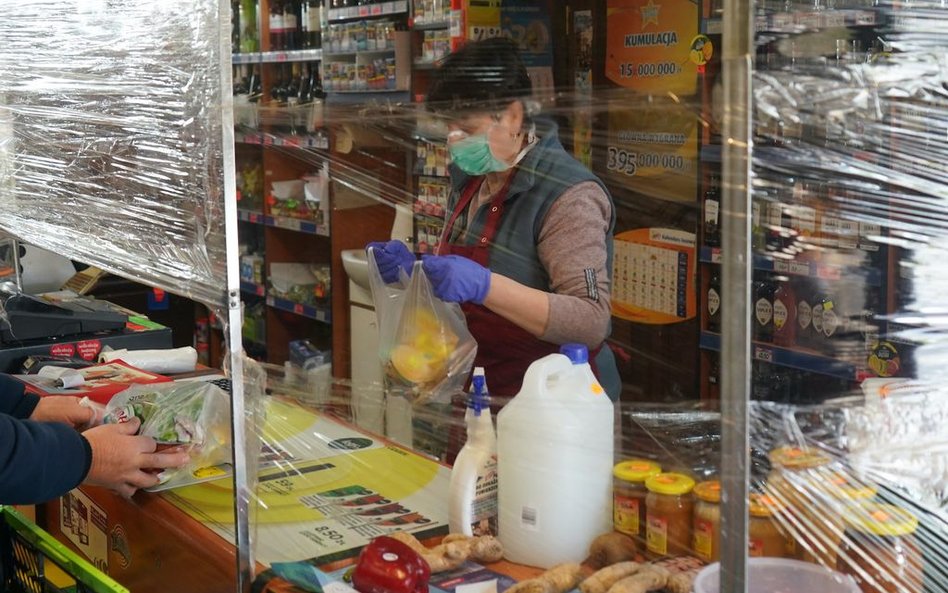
[0,0,230,307]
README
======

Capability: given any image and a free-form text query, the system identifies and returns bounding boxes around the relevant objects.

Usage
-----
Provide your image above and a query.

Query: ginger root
[388,531,503,573]
[579,561,641,593]
[605,566,669,593]
[586,532,638,569]
[505,563,585,593]
[665,569,699,593]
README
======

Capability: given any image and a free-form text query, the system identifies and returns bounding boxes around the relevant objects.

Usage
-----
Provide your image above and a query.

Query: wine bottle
[270,0,285,51]
[772,276,796,348]
[707,267,721,334]
[284,0,301,50]
[703,174,721,248]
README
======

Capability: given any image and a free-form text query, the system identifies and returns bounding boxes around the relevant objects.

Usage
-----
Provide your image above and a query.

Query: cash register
[0,284,128,343]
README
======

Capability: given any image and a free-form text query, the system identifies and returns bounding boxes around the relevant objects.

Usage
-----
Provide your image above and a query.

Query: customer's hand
[30,396,94,430]
[82,418,190,498]
[367,241,415,284]
[422,255,491,304]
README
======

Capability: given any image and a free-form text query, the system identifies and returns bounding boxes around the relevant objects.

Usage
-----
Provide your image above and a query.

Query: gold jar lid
[613,460,662,483]
[824,471,878,501]
[645,472,696,496]
[749,493,786,517]
[694,480,721,503]
[844,504,919,537]
[769,446,832,470]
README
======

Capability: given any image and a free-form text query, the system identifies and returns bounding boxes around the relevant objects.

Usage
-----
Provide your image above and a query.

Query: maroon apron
[438,177,603,461]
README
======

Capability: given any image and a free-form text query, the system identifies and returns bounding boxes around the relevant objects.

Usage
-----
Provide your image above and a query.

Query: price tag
[468,26,502,41]
[249,213,260,224]
[275,217,299,231]
[358,6,369,16]
[371,4,383,15]
[798,13,821,28]
[263,135,275,146]
[854,11,876,25]
[789,262,810,276]
[293,303,305,315]
[773,260,790,273]
[284,136,302,148]
[771,13,793,30]
[711,249,722,264]
[755,346,774,363]
[822,12,845,27]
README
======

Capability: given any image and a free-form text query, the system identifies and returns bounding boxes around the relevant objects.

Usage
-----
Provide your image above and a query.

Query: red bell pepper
[351,536,431,593]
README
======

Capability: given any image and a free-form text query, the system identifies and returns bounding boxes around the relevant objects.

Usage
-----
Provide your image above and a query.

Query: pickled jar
[645,472,695,559]
[837,504,923,593]
[613,460,661,540]
[799,470,878,567]
[766,446,831,559]
[749,493,790,558]
[692,480,721,562]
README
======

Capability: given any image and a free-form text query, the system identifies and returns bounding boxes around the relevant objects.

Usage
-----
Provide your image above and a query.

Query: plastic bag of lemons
[368,248,477,404]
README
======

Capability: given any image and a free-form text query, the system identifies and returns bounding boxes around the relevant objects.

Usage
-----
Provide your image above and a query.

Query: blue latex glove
[421,255,491,304]
[367,240,415,284]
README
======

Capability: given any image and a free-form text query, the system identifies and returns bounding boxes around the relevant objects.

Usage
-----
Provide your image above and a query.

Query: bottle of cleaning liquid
[448,367,498,536]
[497,344,614,568]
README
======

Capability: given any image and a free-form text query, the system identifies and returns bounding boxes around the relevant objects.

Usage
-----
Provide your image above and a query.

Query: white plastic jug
[497,345,614,568]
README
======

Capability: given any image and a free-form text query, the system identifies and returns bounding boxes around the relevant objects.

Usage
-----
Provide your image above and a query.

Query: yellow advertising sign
[465,0,502,41]
[606,99,699,203]
[606,0,700,96]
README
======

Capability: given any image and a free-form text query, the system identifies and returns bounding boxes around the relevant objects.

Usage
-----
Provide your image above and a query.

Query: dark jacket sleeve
[0,414,92,505]
[0,374,39,419]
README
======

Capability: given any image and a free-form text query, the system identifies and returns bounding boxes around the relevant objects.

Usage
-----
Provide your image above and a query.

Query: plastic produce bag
[104,381,231,486]
[368,248,477,405]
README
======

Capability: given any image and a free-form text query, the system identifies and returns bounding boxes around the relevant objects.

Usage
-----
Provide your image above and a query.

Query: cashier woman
[0,374,189,504]
[370,38,620,401]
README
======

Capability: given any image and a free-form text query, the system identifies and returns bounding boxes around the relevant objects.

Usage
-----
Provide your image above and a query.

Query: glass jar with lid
[613,460,661,540]
[766,446,832,559]
[692,480,721,562]
[749,493,790,558]
[837,504,923,593]
[645,472,695,559]
[799,470,878,566]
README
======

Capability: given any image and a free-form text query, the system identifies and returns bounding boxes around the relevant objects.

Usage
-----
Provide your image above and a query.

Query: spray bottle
[448,367,498,536]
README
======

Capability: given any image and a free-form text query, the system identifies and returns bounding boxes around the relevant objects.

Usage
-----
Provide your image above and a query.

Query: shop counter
[39,396,451,593]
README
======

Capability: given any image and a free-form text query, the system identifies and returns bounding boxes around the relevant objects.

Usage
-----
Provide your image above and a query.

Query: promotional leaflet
[164,398,450,566]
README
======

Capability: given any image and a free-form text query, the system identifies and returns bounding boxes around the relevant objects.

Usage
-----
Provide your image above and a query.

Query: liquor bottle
[794,278,814,350]
[703,174,721,248]
[752,198,765,252]
[707,267,722,333]
[284,0,300,51]
[286,63,303,106]
[772,276,796,348]
[232,0,241,54]
[270,0,285,51]
[790,179,817,261]
[248,66,262,102]
[303,0,323,48]
[764,200,784,255]
[271,64,288,105]
[708,354,720,400]
[809,287,827,353]
[752,274,775,343]
[239,0,260,53]
[819,292,841,357]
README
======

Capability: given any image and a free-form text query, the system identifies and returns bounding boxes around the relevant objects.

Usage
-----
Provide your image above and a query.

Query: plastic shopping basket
[0,506,127,593]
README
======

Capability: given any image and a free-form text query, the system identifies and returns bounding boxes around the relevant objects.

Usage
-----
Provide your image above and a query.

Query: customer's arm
[0,414,91,505]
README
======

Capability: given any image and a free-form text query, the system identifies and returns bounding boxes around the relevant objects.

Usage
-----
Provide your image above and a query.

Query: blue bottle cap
[560,343,588,364]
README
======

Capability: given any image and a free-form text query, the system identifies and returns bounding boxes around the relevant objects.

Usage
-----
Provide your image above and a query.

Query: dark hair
[426,37,533,116]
